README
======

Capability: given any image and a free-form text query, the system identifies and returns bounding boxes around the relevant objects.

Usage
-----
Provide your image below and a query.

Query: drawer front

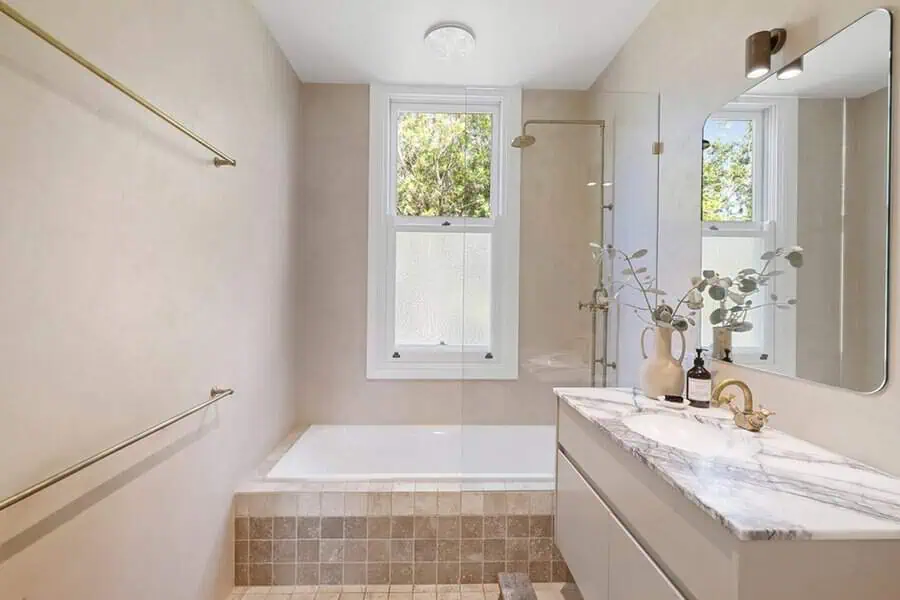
[556,451,610,600]
[609,508,686,600]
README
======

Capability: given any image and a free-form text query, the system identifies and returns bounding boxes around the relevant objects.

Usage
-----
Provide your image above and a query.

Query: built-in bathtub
[266,425,557,483]
[233,424,572,587]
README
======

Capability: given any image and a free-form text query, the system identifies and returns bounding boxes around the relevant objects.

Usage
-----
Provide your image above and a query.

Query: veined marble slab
[555,387,900,541]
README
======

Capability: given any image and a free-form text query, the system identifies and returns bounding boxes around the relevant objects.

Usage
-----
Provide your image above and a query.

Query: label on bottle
[687,378,712,402]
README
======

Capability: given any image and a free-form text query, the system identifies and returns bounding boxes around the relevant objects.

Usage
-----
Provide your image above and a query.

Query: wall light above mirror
[700,8,892,394]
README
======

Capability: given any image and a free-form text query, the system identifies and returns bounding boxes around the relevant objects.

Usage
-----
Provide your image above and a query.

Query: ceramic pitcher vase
[639,326,686,399]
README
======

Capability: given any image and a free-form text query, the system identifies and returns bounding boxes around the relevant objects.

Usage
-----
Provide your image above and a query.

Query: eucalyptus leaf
[738,268,757,275]
[770,293,778,301]
[672,319,689,332]
[697,280,708,293]
[589,242,603,249]
[710,308,725,325]
[708,286,726,301]
[728,291,745,304]
[787,298,798,305]
[739,279,758,293]
[732,322,754,333]
[729,305,744,313]
[635,267,648,274]
[645,288,667,295]
[631,249,649,259]
[745,299,753,306]
[787,252,804,268]
[764,270,784,277]
[702,270,716,279]
[760,251,776,261]
[622,268,635,275]
[687,317,696,326]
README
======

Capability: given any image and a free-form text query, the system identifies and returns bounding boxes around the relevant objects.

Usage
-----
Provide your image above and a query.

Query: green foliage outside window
[396,112,493,218]
[702,124,753,222]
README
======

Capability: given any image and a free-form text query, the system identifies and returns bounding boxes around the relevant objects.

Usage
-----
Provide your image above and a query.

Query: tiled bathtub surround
[234,486,570,587]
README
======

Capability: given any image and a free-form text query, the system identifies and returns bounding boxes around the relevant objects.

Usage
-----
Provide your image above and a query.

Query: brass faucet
[711,379,775,433]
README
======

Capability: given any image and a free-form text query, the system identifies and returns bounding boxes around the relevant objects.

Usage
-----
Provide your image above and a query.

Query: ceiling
[251,0,659,90]
[749,10,890,99]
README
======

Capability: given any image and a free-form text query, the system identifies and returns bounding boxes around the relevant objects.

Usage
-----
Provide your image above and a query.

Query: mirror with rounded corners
[700,9,892,393]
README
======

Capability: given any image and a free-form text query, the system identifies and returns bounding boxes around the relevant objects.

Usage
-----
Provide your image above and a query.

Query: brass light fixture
[777,56,804,80]
[745,28,787,79]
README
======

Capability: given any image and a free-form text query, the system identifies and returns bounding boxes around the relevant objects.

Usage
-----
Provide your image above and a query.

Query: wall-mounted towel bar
[0,387,235,513]
[0,1,237,167]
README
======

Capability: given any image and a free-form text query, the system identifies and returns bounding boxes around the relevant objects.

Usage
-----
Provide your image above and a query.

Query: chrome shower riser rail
[0,1,237,167]
[0,387,234,513]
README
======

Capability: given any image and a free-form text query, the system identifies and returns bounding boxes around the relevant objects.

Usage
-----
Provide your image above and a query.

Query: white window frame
[702,98,798,375]
[367,85,522,380]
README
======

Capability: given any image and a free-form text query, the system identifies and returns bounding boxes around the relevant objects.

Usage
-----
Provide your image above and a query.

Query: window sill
[366,361,518,381]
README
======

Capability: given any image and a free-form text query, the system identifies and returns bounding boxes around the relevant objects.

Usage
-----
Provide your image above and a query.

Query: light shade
[424,23,476,60]
[745,28,787,79]
[777,56,804,79]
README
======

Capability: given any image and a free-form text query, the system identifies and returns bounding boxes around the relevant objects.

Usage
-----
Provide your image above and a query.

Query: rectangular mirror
[700,9,892,393]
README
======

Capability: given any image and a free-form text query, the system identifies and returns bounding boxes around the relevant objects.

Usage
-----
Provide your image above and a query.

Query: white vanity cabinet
[554,391,900,600]
[557,450,683,600]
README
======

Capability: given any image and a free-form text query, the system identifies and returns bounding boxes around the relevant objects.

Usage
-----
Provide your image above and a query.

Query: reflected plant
[702,246,803,333]
[591,244,705,332]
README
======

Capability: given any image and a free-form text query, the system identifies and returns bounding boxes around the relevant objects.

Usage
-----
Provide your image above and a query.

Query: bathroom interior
[2,1,900,599]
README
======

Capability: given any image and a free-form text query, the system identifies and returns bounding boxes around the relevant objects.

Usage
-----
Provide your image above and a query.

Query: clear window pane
[395,232,491,347]
[703,119,754,222]
[700,236,766,351]
[396,112,493,218]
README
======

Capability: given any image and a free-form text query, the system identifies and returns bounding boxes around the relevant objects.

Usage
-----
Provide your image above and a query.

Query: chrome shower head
[511,134,536,148]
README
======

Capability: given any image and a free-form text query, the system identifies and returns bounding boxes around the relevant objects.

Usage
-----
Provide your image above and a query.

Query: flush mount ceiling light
[745,28,787,79]
[424,22,476,60]
[777,56,804,80]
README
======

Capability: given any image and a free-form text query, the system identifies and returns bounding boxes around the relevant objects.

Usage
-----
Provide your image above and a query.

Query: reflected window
[701,110,777,360]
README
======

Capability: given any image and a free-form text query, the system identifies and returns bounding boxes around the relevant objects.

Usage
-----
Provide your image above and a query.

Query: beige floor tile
[342,587,366,594]
[246,587,271,596]
[437,593,460,600]
[317,593,342,600]
[460,594,485,600]
[269,594,293,600]
[482,585,499,594]
[367,586,391,593]
[366,593,389,600]
[291,594,316,600]
[342,593,366,600]
[389,586,414,593]
[459,585,483,593]
[414,585,438,593]
[294,586,319,593]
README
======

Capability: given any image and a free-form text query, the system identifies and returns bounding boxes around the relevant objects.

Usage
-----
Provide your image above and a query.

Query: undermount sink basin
[623,413,758,458]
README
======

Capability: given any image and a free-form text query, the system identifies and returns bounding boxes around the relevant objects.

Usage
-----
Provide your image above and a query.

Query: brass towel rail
[0,1,237,167]
[0,387,235,513]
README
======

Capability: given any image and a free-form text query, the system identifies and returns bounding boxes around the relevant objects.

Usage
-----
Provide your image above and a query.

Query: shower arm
[518,119,606,138]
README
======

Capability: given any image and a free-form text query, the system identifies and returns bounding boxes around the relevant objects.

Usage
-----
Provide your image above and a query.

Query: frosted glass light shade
[424,23,476,60]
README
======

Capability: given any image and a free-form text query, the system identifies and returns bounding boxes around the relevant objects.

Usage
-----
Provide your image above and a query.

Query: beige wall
[297,85,596,425]
[592,1,900,473]
[844,87,890,391]
[795,98,844,386]
[0,1,303,598]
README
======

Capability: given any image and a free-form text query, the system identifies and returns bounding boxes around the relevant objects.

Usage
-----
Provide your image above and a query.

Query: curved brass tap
[711,379,774,433]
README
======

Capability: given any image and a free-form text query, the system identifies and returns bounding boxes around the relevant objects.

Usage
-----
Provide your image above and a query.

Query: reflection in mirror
[700,9,891,393]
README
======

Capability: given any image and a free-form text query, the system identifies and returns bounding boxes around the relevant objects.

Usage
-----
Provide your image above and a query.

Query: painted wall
[0,1,303,598]
[592,0,900,473]
[844,87,890,391]
[795,98,844,386]
[297,85,597,425]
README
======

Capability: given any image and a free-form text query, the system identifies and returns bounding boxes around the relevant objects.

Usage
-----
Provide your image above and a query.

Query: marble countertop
[554,387,900,541]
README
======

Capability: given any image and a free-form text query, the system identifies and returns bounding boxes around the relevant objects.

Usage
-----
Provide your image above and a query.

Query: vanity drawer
[557,399,736,600]
[556,450,610,600]
[609,506,686,600]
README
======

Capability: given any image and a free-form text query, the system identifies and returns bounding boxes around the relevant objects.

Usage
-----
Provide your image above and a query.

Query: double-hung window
[701,100,798,371]
[367,86,522,380]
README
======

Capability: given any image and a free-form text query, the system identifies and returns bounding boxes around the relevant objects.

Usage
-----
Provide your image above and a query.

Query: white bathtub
[266,425,556,482]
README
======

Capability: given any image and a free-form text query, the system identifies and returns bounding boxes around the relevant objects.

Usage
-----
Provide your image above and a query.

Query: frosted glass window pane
[701,236,766,351]
[395,232,491,347]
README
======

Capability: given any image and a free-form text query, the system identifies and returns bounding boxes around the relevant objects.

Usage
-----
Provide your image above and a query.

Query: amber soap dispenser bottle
[686,349,713,408]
